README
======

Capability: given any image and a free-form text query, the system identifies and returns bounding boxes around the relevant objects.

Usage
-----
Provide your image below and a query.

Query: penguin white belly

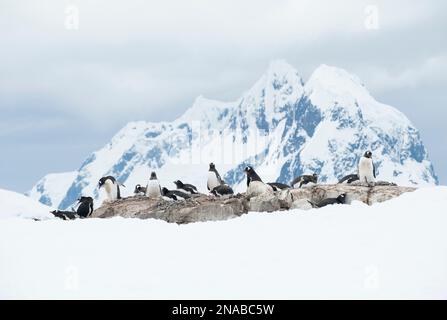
[147,180,161,198]
[247,181,273,197]
[359,158,375,183]
[104,180,117,200]
[207,172,220,190]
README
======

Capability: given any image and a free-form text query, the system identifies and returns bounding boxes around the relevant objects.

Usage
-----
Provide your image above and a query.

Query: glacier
[29,60,438,209]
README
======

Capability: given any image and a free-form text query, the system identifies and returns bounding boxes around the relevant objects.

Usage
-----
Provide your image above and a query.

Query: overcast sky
[1,0,446,192]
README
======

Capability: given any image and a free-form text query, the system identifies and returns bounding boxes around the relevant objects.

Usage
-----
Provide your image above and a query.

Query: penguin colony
[52,151,378,219]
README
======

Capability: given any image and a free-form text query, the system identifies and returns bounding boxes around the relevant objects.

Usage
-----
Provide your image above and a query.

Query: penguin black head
[173,180,184,188]
[98,177,107,188]
[77,196,93,204]
[244,166,253,174]
[162,187,169,195]
[150,172,157,180]
[337,193,347,204]
[209,163,216,170]
[364,151,373,159]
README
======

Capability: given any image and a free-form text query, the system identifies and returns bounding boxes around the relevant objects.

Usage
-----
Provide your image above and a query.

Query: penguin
[76,196,94,217]
[210,184,234,197]
[51,196,94,220]
[161,187,191,201]
[291,173,318,188]
[267,182,291,191]
[308,193,347,208]
[134,184,147,196]
[98,176,122,201]
[244,166,273,197]
[146,172,162,199]
[338,174,359,184]
[173,180,198,194]
[358,151,376,185]
[207,162,225,191]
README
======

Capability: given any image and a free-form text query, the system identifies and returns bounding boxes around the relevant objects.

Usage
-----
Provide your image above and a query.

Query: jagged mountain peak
[29,60,438,209]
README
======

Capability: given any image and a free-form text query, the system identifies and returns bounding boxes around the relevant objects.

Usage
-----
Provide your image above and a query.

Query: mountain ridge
[29,60,438,209]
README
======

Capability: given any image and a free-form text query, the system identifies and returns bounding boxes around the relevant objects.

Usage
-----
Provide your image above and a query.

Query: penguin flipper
[117,184,121,199]
[373,163,376,178]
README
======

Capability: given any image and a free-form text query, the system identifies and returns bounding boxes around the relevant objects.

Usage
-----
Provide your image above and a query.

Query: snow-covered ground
[1,187,446,299]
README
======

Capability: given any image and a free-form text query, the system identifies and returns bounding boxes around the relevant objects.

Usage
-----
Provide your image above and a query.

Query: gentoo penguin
[207,163,225,191]
[98,176,122,201]
[173,180,198,194]
[210,184,234,197]
[161,187,191,201]
[244,166,273,197]
[134,184,147,196]
[358,151,376,185]
[291,173,318,188]
[51,196,94,220]
[267,182,291,191]
[308,193,347,208]
[146,172,162,199]
[338,174,359,184]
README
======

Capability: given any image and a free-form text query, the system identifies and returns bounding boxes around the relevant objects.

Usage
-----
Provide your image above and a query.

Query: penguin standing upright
[244,166,273,197]
[207,163,225,191]
[98,176,122,201]
[146,172,162,199]
[76,196,94,217]
[358,151,376,185]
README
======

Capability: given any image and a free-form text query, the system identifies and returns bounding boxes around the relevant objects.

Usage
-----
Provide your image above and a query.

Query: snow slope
[28,171,78,207]
[0,189,53,220]
[1,187,446,299]
[30,60,438,209]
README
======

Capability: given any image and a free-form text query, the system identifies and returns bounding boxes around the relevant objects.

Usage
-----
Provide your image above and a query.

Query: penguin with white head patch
[162,187,191,201]
[211,184,234,197]
[338,174,359,184]
[207,163,225,191]
[173,180,198,194]
[134,184,147,196]
[308,193,347,208]
[98,176,122,202]
[358,151,376,185]
[244,166,273,197]
[146,172,162,199]
[291,173,318,189]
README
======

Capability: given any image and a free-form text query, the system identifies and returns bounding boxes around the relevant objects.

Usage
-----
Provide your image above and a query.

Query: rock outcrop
[91,184,416,224]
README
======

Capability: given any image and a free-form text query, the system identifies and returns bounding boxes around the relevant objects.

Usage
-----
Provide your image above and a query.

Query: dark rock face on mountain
[91,184,416,224]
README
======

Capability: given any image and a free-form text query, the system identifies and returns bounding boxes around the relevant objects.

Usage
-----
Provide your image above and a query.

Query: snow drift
[1,187,446,299]
[0,188,52,220]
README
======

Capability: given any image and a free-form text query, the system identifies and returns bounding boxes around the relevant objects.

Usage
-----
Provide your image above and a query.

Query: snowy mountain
[29,60,438,209]
[27,171,77,207]
[0,188,53,220]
